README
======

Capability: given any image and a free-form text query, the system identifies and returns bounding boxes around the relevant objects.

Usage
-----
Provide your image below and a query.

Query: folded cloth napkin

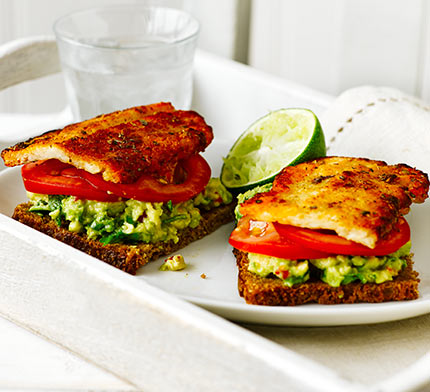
[321,86,430,174]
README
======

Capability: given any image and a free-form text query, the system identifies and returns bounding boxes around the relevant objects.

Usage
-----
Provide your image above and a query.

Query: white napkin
[321,86,430,175]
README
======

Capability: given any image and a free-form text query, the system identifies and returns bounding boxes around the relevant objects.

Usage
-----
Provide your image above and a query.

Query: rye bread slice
[233,248,420,306]
[12,202,235,275]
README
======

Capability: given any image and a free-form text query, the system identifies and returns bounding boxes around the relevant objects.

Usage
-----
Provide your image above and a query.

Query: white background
[2,0,430,115]
[249,0,430,100]
[0,0,250,114]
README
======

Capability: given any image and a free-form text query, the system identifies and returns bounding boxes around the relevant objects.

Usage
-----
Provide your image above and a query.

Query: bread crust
[12,202,235,275]
[233,248,420,305]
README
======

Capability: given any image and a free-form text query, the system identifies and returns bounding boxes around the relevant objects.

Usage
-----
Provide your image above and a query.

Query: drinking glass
[54,5,199,120]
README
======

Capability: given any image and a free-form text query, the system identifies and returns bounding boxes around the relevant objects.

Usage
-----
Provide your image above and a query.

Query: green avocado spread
[28,178,232,245]
[248,253,310,287]
[248,242,411,287]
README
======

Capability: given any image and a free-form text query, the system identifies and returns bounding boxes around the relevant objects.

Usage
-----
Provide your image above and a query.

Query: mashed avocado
[311,242,411,286]
[248,252,309,287]
[159,254,187,271]
[28,178,232,245]
[248,242,411,287]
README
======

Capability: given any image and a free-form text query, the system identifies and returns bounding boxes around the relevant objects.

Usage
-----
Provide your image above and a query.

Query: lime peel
[221,108,326,193]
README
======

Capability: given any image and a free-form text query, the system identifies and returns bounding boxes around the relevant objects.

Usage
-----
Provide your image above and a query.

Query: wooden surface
[245,315,430,391]
[1,310,429,391]
[0,314,135,390]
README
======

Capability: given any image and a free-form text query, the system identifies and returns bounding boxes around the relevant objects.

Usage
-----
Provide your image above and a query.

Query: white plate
[1,143,429,327]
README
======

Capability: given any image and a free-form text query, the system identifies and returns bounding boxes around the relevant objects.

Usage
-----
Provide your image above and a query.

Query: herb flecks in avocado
[248,252,309,287]
[248,242,411,287]
[27,178,232,245]
[311,242,411,286]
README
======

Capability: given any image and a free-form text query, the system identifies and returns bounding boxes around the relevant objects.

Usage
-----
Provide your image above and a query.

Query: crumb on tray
[159,254,187,271]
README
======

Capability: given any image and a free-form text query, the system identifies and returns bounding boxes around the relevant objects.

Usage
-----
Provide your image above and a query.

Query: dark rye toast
[234,249,420,306]
[14,201,235,275]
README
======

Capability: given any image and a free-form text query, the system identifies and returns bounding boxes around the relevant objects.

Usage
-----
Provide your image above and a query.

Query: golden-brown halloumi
[240,156,429,248]
[1,102,213,183]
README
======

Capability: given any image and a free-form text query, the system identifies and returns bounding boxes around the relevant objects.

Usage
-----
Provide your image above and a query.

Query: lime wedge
[221,108,326,193]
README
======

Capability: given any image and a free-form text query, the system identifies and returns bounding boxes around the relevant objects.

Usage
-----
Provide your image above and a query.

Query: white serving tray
[0,40,425,391]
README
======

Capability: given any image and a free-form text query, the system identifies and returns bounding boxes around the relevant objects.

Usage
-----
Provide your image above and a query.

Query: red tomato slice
[21,154,211,203]
[274,218,410,256]
[229,216,332,260]
[81,154,211,203]
[22,159,119,202]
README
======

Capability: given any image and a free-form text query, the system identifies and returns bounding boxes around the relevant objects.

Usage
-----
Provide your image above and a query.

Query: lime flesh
[221,108,326,193]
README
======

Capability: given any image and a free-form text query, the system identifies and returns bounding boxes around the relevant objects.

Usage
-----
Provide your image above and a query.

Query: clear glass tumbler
[54,5,199,120]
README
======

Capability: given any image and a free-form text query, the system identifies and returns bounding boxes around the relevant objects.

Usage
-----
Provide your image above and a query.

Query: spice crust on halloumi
[1,102,213,184]
[240,156,429,248]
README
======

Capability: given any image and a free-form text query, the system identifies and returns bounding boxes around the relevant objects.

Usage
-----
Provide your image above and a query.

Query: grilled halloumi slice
[240,156,429,248]
[1,102,213,184]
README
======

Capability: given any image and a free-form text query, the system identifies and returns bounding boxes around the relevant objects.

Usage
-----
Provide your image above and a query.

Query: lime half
[221,108,326,193]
